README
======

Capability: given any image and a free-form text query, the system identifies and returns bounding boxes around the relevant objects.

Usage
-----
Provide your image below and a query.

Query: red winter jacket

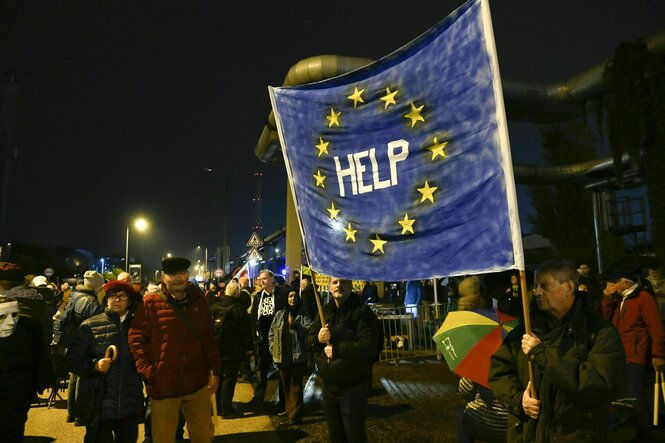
[602,286,665,364]
[129,283,221,399]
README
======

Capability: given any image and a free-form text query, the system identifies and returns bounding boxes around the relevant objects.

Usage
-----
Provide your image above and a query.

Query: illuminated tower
[252,171,263,232]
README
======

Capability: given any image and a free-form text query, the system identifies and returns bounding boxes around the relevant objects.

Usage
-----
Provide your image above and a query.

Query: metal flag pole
[519,270,537,400]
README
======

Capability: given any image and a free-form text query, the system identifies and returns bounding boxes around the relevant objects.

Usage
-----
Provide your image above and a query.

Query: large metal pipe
[256,29,665,183]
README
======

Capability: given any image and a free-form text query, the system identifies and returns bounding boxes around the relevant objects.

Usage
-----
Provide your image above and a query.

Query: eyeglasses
[109,294,129,301]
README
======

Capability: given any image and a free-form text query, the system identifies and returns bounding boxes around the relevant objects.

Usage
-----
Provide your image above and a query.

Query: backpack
[210,302,237,350]
[52,294,91,348]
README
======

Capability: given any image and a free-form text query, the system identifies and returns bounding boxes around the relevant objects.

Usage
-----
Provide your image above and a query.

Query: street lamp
[197,245,209,278]
[125,217,149,271]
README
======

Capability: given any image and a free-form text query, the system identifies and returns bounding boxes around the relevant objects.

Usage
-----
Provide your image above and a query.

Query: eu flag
[270,0,523,281]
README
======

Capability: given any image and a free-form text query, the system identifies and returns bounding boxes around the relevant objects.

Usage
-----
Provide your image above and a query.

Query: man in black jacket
[66,281,144,442]
[310,277,379,443]
[489,260,625,442]
[209,280,252,418]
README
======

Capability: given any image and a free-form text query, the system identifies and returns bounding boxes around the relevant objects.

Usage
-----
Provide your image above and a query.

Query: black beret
[162,256,191,274]
[604,268,636,283]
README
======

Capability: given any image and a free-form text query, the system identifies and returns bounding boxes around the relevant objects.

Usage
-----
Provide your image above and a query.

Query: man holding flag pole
[266,0,623,440]
[489,260,625,441]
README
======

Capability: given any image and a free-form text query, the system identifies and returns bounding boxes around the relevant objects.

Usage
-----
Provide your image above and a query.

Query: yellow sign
[246,232,263,248]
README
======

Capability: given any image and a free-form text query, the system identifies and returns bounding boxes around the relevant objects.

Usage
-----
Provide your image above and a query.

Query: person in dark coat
[489,260,625,442]
[310,277,379,443]
[209,280,253,418]
[66,281,144,442]
[0,296,51,443]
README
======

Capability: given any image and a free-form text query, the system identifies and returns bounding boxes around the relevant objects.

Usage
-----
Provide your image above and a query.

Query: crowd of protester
[2,254,665,442]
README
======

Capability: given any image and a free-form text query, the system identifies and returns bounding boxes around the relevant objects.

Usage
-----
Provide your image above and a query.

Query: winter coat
[601,285,665,364]
[3,285,56,351]
[67,287,104,328]
[0,316,50,396]
[404,280,422,306]
[251,286,289,343]
[308,294,379,389]
[209,295,252,361]
[66,309,144,424]
[0,316,50,442]
[269,308,312,365]
[489,296,625,442]
[128,283,221,400]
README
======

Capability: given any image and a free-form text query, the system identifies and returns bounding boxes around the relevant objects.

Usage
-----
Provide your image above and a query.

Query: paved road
[26,381,278,442]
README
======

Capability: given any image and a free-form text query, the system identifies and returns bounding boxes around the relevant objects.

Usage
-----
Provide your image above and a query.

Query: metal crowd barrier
[372,302,456,363]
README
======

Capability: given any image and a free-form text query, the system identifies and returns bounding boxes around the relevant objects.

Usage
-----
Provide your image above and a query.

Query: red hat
[99,280,138,304]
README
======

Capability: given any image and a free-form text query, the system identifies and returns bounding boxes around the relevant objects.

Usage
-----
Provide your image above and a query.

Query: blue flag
[270,0,523,281]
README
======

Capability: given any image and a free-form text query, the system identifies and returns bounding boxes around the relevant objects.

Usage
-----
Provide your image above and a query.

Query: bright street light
[125,217,149,271]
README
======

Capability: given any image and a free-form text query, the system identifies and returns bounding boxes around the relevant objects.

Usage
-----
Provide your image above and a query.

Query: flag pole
[519,270,537,400]
[308,268,326,329]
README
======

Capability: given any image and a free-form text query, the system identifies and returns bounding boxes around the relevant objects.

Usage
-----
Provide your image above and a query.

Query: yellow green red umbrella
[433,308,518,387]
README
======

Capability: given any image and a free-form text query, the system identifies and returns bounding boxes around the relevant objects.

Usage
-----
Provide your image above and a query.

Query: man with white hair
[116,271,132,284]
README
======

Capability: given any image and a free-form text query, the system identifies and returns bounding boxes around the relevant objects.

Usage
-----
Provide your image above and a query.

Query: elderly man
[250,269,288,406]
[129,257,220,443]
[602,268,665,441]
[310,277,379,443]
[489,260,625,442]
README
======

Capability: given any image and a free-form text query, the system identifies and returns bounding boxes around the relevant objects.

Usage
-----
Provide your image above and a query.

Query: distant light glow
[134,217,149,231]
[280,268,287,276]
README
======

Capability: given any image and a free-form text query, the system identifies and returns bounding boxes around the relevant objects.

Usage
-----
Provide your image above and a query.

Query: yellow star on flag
[380,87,398,109]
[315,138,330,157]
[326,108,341,127]
[344,223,357,242]
[347,87,365,108]
[398,213,415,235]
[370,234,387,254]
[417,180,438,204]
[428,136,448,160]
[313,170,326,188]
[327,202,340,220]
[404,102,425,128]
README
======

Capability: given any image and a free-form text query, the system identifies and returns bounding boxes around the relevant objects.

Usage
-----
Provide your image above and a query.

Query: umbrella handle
[654,370,660,426]
[104,345,118,362]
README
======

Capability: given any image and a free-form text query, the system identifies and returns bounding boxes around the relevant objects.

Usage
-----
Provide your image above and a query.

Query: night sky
[1,1,664,269]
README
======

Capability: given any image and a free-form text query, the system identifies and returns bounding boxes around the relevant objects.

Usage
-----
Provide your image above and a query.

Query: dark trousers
[85,416,138,443]
[279,363,306,421]
[322,382,368,443]
[626,362,651,440]
[218,359,241,414]
[2,387,32,443]
[253,341,272,401]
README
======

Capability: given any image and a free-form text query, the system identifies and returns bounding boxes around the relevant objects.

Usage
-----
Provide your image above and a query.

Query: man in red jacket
[129,257,221,443]
[602,268,665,441]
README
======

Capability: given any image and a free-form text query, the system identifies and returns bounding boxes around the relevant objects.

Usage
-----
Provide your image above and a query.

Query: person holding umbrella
[489,259,625,442]
[66,281,144,442]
